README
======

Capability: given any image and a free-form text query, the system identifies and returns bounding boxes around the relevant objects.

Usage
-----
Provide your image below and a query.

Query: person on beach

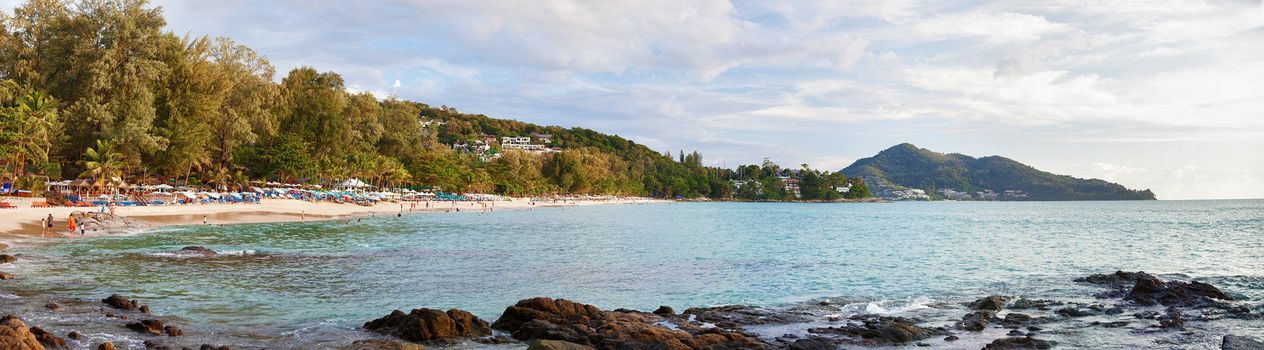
[40,217,48,236]
[68,215,76,234]
[203,215,208,225]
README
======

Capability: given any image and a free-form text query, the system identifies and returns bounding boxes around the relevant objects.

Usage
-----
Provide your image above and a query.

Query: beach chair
[0,202,16,209]
[31,201,51,208]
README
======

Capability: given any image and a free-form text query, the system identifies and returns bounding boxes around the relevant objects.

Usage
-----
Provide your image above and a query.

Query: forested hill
[842,143,1156,200]
[0,0,741,198]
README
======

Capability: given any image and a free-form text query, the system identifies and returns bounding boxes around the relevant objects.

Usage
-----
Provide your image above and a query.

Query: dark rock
[0,254,15,264]
[944,335,959,341]
[494,297,769,349]
[1104,307,1124,315]
[44,303,61,311]
[916,342,930,346]
[342,339,423,350]
[527,339,595,350]
[1158,307,1184,331]
[140,305,151,314]
[1007,329,1025,336]
[198,345,232,350]
[653,306,675,316]
[1076,270,1149,287]
[164,325,182,336]
[682,304,810,326]
[0,272,13,280]
[1009,298,1062,310]
[99,343,117,350]
[178,246,217,256]
[969,295,1007,311]
[1127,274,1232,307]
[30,326,67,348]
[956,310,994,331]
[103,294,140,310]
[364,308,490,342]
[1056,307,1095,317]
[786,337,835,350]
[1222,335,1264,350]
[982,336,1054,349]
[1091,321,1129,328]
[67,331,81,340]
[809,314,937,345]
[127,319,164,336]
[1000,313,1033,328]
[1134,311,1161,319]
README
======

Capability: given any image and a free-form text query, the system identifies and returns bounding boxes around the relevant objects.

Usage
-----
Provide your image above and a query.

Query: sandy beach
[0,196,663,249]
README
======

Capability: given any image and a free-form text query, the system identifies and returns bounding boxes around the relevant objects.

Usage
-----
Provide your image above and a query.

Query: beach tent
[338,178,368,188]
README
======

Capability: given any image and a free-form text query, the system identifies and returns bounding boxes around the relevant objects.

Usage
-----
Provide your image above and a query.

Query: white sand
[0,197,664,249]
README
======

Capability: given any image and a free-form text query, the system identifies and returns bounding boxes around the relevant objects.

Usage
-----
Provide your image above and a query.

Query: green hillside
[842,143,1156,200]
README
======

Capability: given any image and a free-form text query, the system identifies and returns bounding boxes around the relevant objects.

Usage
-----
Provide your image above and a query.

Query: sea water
[1,200,1261,348]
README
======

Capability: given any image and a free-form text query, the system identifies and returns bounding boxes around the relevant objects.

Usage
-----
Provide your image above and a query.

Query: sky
[21,0,1264,199]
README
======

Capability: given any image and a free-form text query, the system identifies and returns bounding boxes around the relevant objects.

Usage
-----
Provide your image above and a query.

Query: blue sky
[28,0,1264,199]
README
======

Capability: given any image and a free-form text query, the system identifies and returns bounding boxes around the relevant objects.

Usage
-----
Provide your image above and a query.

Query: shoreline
[0,197,665,250]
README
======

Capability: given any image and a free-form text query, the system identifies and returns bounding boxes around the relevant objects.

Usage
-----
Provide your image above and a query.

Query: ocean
[2,200,1261,349]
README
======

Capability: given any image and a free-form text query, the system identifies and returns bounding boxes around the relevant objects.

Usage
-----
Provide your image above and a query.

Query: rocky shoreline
[1,263,1261,349]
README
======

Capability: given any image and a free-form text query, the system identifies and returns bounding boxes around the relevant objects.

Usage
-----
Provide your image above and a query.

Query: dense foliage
[842,143,1156,200]
[0,0,868,200]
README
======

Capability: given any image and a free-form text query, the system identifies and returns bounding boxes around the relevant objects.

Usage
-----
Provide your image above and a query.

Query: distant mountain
[841,143,1156,201]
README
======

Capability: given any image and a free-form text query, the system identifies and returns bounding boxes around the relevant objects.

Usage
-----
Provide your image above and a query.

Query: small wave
[857,296,935,315]
[0,293,19,299]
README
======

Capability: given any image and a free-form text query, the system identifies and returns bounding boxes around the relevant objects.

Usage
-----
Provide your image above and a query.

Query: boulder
[0,315,44,350]
[493,297,768,349]
[198,345,232,350]
[98,343,116,350]
[527,339,595,350]
[969,295,1007,311]
[653,306,675,316]
[1056,307,1095,318]
[1000,313,1033,328]
[1222,335,1264,350]
[102,294,139,311]
[0,254,15,264]
[364,308,490,342]
[682,304,809,327]
[982,336,1054,349]
[1008,299,1061,310]
[29,326,65,349]
[786,337,835,350]
[956,311,994,331]
[809,314,937,345]
[1158,307,1184,331]
[0,272,14,280]
[1075,271,1149,287]
[1127,274,1232,307]
[126,319,164,336]
[341,339,425,350]
[163,325,182,336]
[43,303,60,311]
[66,332,80,340]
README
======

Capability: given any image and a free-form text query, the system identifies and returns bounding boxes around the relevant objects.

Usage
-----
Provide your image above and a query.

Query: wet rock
[0,316,43,350]
[493,297,768,349]
[1007,329,1025,336]
[1127,274,1232,307]
[1008,299,1061,310]
[1104,306,1124,315]
[0,254,15,264]
[1076,270,1150,287]
[102,294,140,310]
[127,319,165,336]
[969,295,1007,311]
[1222,335,1264,350]
[198,345,232,350]
[1090,321,1129,328]
[1026,326,1042,332]
[140,305,151,314]
[956,310,994,331]
[364,308,490,342]
[163,325,182,336]
[982,336,1054,349]
[1056,307,1095,318]
[67,331,80,340]
[1134,311,1161,319]
[30,326,67,349]
[142,339,169,349]
[177,246,217,256]
[1000,313,1033,328]
[527,339,595,350]
[1158,307,1184,331]
[342,339,424,350]
[0,272,13,280]
[916,342,930,346]
[44,303,61,311]
[809,314,936,345]
[653,306,675,316]
[99,343,116,350]
[683,304,810,326]
[786,337,834,350]
[944,335,959,342]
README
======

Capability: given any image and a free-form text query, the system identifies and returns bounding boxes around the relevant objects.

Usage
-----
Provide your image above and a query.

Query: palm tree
[5,91,57,181]
[80,140,125,193]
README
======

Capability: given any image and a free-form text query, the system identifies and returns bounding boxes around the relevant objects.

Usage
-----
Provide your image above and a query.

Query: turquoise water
[2,200,1262,348]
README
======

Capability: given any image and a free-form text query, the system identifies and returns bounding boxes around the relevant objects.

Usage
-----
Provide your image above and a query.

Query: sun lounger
[0,202,16,209]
